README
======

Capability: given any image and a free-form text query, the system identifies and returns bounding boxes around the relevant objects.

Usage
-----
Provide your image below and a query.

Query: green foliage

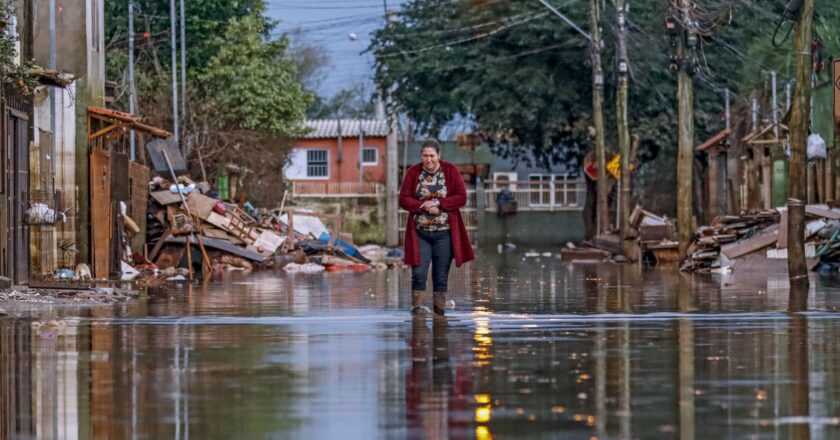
[105,0,266,73]
[0,8,38,95]
[372,0,591,168]
[372,0,840,213]
[199,14,312,135]
[307,83,376,119]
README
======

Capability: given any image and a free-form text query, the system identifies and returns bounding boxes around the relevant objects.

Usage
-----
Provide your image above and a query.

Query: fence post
[476,177,486,243]
[563,175,569,206]
[549,180,555,212]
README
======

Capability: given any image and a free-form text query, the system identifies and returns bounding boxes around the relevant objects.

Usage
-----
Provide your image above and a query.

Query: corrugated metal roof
[302,119,390,139]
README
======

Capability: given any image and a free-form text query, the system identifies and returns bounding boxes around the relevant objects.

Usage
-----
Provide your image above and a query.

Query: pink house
[285,119,389,193]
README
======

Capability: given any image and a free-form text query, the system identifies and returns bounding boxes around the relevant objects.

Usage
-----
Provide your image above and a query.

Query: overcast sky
[267,0,408,98]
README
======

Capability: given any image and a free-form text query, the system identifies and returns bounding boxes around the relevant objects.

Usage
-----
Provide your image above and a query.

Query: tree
[371,0,591,170]
[105,2,312,205]
[370,0,831,218]
[307,83,377,119]
[199,14,311,136]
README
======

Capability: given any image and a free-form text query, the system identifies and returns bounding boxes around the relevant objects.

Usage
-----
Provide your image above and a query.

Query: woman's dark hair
[421,139,440,154]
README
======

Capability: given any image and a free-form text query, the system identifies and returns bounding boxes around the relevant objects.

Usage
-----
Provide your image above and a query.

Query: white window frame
[361,147,378,166]
[306,149,330,178]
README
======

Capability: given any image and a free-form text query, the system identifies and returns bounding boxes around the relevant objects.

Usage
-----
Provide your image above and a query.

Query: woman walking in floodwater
[399,139,474,315]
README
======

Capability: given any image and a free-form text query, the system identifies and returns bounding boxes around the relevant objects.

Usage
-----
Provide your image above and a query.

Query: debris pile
[146,175,401,278]
[681,205,840,274]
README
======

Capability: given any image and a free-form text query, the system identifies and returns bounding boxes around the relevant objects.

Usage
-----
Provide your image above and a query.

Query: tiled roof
[302,119,390,139]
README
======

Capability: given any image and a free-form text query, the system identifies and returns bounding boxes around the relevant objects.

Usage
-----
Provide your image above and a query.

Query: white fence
[483,179,585,211]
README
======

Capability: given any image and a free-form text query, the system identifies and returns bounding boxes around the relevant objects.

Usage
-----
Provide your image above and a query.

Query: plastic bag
[807,133,827,160]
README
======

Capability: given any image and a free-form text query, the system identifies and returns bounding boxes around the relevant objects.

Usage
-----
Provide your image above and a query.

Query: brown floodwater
[2,251,840,439]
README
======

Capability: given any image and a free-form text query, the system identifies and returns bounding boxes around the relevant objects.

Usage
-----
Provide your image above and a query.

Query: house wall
[288,137,387,184]
[32,0,104,266]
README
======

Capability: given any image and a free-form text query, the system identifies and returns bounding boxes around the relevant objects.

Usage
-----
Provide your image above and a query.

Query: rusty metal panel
[128,161,150,253]
[90,150,111,278]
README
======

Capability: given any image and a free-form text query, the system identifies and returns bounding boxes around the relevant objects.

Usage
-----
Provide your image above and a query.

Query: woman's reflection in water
[407,316,471,439]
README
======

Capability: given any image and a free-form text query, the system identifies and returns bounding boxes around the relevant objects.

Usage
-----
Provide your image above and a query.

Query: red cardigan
[399,160,475,267]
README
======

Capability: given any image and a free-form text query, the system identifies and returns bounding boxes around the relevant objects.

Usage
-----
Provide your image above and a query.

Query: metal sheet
[165,236,267,262]
[146,137,186,175]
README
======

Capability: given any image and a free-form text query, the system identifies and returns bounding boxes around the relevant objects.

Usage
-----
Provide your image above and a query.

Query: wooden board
[201,227,244,245]
[90,150,111,279]
[804,205,840,220]
[721,231,778,260]
[150,190,182,206]
[129,162,150,253]
[186,192,218,220]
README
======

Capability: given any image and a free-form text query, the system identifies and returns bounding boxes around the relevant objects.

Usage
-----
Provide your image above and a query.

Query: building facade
[286,119,389,190]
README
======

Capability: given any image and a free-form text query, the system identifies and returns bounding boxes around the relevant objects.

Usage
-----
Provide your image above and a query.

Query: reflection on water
[3,253,840,438]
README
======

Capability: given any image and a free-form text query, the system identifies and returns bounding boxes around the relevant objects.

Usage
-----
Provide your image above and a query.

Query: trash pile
[146,175,402,279]
[681,205,840,274]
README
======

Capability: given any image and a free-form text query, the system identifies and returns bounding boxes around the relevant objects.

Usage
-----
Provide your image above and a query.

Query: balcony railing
[483,179,585,211]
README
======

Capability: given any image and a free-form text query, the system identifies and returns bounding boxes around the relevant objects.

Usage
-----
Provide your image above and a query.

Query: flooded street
[3,251,840,439]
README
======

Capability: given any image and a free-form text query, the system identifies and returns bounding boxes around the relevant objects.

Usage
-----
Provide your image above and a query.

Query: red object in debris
[325,265,348,272]
[350,264,369,272]
[213,202,227,215]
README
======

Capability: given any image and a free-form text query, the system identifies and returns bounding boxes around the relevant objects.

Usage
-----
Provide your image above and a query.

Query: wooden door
[90,150,112,279]
[3,110,29,284]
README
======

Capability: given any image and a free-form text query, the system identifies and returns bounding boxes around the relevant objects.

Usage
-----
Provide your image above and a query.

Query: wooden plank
[128,162,150,253]
[150,190,182,206]
[201,227,243,244]
[90,150,111,279]
[721,231,778,259]
[186,192,218,220]
[805,205,840,220]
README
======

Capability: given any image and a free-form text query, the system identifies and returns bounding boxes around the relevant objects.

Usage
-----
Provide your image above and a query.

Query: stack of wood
[681,211,780,273]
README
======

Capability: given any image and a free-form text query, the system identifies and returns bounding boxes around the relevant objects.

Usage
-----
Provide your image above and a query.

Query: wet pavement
[3,251,840,439]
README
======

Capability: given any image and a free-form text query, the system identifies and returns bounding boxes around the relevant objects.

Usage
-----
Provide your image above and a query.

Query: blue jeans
[411,229,453,292]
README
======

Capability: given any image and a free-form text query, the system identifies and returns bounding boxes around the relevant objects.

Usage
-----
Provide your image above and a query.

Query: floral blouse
[414,168,449,231]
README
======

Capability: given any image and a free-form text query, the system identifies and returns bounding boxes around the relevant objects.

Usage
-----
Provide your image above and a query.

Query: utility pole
[49,0,56,173]
[590,0,608,235]
[675,0,695,259]
[128,0,137,160]
[787,0,815,285]
[169,0,180,146]
[179,0,187,149]
[383,8,399,246]
[616,0,630,244]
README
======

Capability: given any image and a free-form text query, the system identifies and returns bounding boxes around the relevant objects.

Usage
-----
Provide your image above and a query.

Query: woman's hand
[420,199,440,212]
